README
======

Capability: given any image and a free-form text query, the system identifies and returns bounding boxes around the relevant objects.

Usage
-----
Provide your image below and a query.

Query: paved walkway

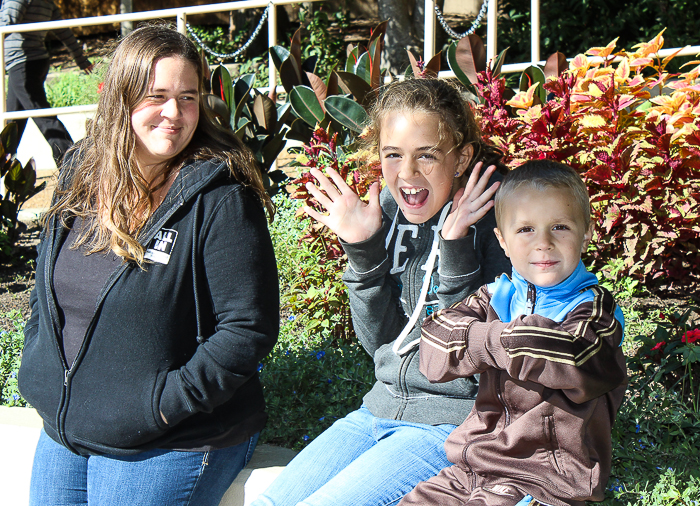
[16,113,89,225]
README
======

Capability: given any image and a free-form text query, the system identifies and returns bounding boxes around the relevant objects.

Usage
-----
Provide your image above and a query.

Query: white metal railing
[0,0,322,125]
[2,1,699,124]
[426,0,700,77]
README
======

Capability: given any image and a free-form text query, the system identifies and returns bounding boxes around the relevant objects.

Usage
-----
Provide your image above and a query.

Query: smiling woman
[17,24,279,506]
[130,57,200,174]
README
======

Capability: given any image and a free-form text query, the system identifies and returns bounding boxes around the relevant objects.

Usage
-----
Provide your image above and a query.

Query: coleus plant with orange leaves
[454,31,700,291]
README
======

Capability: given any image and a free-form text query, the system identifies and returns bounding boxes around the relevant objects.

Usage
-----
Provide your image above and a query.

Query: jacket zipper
[461,371,511,475]
[526,282,537,314]
[51,198,187,452]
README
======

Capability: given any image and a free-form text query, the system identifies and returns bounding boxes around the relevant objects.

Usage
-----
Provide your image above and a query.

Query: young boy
[399,160,627,506]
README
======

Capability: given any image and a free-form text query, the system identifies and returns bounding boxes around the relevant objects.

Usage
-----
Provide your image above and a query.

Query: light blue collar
[487,261,624,334]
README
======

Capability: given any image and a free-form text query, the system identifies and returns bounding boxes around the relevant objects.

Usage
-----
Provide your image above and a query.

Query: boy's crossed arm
[420,285,627,404]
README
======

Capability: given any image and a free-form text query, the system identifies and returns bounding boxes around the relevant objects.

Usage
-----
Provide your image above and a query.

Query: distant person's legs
[7,58,74,164]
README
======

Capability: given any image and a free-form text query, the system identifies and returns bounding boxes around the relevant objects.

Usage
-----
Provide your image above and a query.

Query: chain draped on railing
[435,0,488,39]
[185,4,270,60]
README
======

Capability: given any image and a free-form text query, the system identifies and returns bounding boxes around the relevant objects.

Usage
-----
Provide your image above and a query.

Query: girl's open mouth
[401,187,429,206]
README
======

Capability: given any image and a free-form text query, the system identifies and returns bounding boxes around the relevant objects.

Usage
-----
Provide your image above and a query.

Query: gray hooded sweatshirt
[341,181,511,426]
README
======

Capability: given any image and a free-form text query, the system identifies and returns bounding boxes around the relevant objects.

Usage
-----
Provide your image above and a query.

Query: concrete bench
[0,406,296,506]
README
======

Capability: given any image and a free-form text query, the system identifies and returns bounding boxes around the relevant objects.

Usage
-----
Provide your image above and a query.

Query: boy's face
[494,185,592,287]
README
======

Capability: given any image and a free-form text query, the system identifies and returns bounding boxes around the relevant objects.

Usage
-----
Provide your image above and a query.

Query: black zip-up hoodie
[19,158,279,456]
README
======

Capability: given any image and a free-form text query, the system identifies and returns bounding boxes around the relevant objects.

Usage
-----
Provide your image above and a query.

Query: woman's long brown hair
[45,24,273,265]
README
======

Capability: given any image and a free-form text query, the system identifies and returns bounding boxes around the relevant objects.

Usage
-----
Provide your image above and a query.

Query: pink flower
[651,341,666,352]
[682,329,700,345]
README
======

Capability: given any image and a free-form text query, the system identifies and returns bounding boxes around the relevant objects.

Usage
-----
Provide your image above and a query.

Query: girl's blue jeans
[250,406,457,506]
[29,428,258,506]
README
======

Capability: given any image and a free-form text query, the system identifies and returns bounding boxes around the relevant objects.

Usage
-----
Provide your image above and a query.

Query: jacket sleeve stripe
[502,286,620,367]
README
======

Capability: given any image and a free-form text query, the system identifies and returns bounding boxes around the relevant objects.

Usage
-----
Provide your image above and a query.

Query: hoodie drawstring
[391,203,452,356]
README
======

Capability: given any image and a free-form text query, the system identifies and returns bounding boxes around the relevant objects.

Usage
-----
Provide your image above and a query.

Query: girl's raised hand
[442,162,500,240]
[303,167,382,244]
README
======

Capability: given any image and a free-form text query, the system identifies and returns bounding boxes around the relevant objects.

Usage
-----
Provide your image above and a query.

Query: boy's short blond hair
[495,160,591,230]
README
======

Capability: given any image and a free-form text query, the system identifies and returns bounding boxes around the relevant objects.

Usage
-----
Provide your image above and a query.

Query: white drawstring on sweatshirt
[391,203,452,356]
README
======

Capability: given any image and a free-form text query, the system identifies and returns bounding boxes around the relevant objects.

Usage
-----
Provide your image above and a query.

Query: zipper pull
[526,282,536,314]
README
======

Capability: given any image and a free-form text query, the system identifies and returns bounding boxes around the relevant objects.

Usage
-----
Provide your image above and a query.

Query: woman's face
[131,56,200,175]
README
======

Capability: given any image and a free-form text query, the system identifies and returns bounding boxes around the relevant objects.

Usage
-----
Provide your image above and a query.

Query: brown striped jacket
[420,284,627,506]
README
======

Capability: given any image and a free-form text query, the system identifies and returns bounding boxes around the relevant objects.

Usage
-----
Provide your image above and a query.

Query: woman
[19,25,279,506]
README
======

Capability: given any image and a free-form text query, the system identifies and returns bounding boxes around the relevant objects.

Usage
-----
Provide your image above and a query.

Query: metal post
[268,2,277,92]
[177,11,186,35]
[531,0,540,63]
[120,0,133,36]
[268,2,278,172]
[0,33,4,196]
[424,0,436,60]
[487,0,497,63]
[0,33,6,124]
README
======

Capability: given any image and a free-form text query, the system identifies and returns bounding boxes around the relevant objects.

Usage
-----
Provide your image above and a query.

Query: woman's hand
[442,162,501,240]
[303,167,382,244]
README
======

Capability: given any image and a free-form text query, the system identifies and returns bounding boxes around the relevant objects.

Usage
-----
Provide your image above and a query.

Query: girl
[20,25,278,506]
[252,78,510,506]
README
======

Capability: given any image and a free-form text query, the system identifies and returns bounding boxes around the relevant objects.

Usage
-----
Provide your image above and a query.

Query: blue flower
[12,394,19,400]
[9,371,17,379]
[316,351,325,360]
[257,363,264,372]
[288,315,296,321]
[327,378,333,384]
[635,424,640,433]
[319,416,325,421]
[302,435,310,441]
[285,350,290,356]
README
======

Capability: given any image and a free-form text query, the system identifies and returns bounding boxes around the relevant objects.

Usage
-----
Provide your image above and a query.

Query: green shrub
[262,192,375,449]
[498,0,700,71]
[0,310,26,407]
[45,64,104,108]
[259,337,374,450]
[452,32,700,292]
[188,24,249,65]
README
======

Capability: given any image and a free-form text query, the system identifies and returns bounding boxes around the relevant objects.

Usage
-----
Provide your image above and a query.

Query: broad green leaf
[204,94,230,124]
[345,46,360,73]
[324,96,368,133]
[354,52,371,84]
[279,57,303,92]
[211,65,232,112]
[543,52,567,79]
[491,47,510,78]
[253,92,277,132]
[269,45,290,71]
[290,86,325,127]
[447,40,472,87]
[1,122,18,156]
[233,74,254,109]
[407,50,421,78]
[306,72,328,110]
[261,131,287,168]
[424,51,442,78]
[450,35,486,87]
[519,65,546,103]
[335,71,372,106]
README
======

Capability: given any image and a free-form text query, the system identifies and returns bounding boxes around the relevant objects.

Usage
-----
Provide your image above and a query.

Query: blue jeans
[29,428,259,506]
[251,406,457,506]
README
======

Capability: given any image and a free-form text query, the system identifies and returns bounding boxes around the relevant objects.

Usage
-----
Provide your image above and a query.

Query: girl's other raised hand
[442,162,500,240]
[303,167,382,244]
